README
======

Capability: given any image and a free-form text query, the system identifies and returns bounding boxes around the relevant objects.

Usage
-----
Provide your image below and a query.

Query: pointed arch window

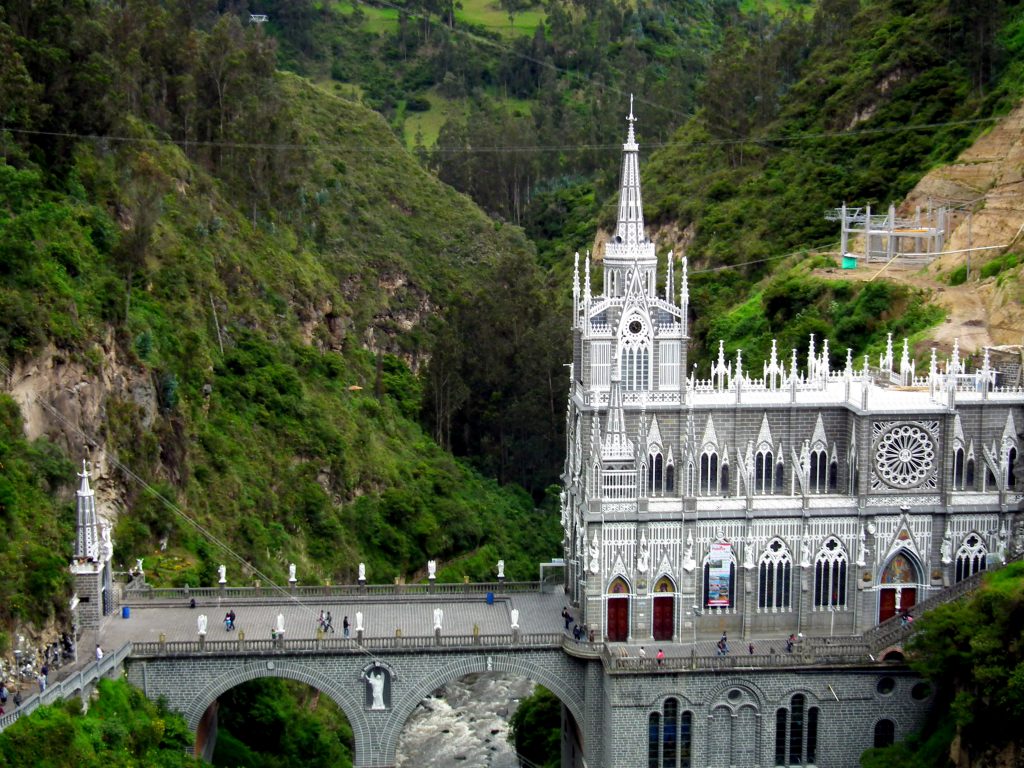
[648,700,693,768]
[775,460,785,493]
[965,456,975,488]
[700,450,719,495]
[620,317,651,392]
[686,461,695,497]
[755,449,774,494]
[775,695,817,767]
[955,533,987,583]
[720,461,730,497]
[1009,446,1018,488]
[953,446,965,489]
[758,539,792,611]
[828,459,838,491]
[809,449,828,493]
[665,460,675,493]
[813,537,847,609]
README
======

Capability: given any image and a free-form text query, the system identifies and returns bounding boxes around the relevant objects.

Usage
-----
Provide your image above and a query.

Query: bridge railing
[601,643,882,673]
[128,632,566,657]
[122,581,541,603]
[0,643,132,733]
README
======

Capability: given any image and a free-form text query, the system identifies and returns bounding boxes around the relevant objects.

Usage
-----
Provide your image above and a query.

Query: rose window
[875,425,935,488]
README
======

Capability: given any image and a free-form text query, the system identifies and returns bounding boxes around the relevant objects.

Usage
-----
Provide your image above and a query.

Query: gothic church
[560,107,1024,644]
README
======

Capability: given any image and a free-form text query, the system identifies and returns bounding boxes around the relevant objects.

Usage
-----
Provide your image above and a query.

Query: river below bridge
[395,673,536,767]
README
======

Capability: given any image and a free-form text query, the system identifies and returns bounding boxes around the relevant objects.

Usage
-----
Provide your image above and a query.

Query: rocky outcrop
[6,335,156,521]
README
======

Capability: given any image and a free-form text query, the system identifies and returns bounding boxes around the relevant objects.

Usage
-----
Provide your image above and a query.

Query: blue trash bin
[486,592,494,605]
[122,606,130,619]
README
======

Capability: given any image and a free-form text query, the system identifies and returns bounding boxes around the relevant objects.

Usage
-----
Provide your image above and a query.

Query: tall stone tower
[69,460,114,629]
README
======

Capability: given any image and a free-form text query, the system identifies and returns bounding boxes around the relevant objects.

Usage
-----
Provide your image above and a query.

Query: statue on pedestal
[497,560,505,578]
[197,614,207,636]
[427,560,437,580]
[358,562,366,581]
[288,563,297,582]
[433,607,443,631]
[510,608,519,630]
[364,666,387,710]
[355,611,364,632]
[218,564,227,584]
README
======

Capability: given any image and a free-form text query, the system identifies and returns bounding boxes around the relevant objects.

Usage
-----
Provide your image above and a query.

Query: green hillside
[0,2,562,628]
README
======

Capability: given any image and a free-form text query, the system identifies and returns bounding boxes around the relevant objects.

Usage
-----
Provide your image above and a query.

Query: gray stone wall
[127,647,931,768]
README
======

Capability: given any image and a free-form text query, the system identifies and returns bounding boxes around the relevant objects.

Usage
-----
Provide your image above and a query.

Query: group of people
[223,610,237,631]
[638,647,667,665]
[562,606,594,643]
[899,609,915,626]
[317,610,335,633]
[716,632,731,656]
[0,681,23,715]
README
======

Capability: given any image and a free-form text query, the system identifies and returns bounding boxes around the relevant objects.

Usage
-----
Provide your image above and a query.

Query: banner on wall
[707,541,732,607]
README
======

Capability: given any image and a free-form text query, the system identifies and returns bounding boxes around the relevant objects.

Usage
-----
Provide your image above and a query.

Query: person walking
[343,615,350,638]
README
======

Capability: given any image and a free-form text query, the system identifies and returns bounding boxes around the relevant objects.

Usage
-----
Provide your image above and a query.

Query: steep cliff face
[900,102,1024,350]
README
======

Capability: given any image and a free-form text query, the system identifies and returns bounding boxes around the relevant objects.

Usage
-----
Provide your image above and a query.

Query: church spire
[614,95,645,248]
[74,459,99,561]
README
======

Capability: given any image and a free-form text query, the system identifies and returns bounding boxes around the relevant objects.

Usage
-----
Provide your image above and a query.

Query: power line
[1,115,1002,157]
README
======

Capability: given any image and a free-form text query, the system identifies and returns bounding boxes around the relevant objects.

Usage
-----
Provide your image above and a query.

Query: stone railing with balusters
[123,580,540,604]
[129,632,566,657]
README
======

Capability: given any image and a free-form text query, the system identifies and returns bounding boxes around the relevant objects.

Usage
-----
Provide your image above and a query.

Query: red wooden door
[901,588,917,611]
[653,596,674,641]
[879,589,896,622]
[607,597,629,642]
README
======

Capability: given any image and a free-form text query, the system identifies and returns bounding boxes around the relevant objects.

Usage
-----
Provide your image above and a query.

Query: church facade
[560,107,1024,645]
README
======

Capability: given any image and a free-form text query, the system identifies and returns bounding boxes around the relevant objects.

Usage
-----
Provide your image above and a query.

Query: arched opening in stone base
[383,655,587,768]
[185,662,366,766]
[395,673,583,768]
[205,678,354,767]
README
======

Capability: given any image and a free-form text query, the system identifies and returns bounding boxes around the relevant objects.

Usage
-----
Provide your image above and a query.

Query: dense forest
[2,0,1024,765]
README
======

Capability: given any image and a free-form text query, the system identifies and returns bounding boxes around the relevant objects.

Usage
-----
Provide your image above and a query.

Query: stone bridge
[8,574,994,766]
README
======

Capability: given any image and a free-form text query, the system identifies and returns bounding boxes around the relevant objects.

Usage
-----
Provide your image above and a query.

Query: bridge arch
[379,652,587,764]
[183,660,369,754]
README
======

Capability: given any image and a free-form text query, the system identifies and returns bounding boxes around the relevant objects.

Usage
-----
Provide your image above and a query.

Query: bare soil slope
[817,104,1024,353]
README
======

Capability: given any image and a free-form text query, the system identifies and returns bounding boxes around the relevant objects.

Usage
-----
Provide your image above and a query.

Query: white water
[395,673,536,767]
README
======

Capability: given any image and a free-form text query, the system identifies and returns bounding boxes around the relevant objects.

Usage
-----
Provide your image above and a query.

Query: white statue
[159,536,168,551]
[510,608,520,630]
[218,564,227,584]
[197,614,208,636]
[588,531,600,575]
[994,526,1008,563]
[940,533,953,564]
[136,558,145,576]
[365,667,387,710]
[486,656,493,671]
[358,562,366,581]
[857,529,868,567]
[288,563,297,582]
[100,522,114,561]
[276,613,285,635]
[497,559,505,578]
[427,560,437,579]
[682,531,696,573]
[743,537,755,570]
[433,607,443,631]
[355,611,364,632]
[636,534,649,574]
[801,537,812,568]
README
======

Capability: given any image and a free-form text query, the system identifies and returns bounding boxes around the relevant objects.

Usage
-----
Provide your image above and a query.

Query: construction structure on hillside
[828,202,950,266]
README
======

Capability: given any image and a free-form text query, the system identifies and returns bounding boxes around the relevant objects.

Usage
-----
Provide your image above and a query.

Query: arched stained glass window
[758,539,792,611]
[955,533,987,583]
[813,537,847,609]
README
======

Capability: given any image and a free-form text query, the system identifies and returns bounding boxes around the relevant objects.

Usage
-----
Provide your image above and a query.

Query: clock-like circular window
[628,319,643,334]
[874,424,935,489]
